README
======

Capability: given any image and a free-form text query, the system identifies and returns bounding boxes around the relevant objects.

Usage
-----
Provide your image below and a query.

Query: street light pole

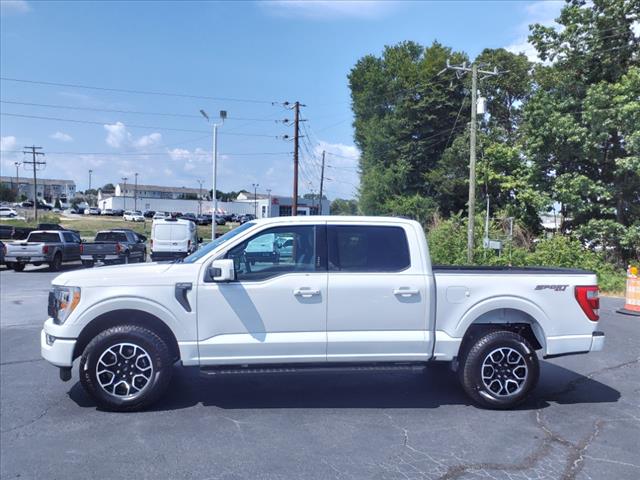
[200,109,227,240]
[14,162,20,196]
[197,180,204,216]
[252,183,259,217]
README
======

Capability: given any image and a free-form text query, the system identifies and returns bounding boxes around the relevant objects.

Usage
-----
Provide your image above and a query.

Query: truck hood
[52,262,193,287]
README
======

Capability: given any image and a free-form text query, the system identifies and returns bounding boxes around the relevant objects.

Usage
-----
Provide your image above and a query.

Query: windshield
[182,222,256,263]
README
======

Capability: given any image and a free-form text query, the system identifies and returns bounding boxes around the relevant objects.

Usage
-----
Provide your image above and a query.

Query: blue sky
[0,0,564,199]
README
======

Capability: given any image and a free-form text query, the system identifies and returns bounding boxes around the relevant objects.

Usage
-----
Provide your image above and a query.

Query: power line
[0,100,284,122]
[0,112,278,137]
[2,149,292,157]
[0,77,277,104]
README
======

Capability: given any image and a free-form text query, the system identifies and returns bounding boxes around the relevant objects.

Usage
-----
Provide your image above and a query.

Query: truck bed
[433,265,593,275]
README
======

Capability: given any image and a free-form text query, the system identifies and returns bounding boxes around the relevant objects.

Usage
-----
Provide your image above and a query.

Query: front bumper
[41,324,76,368]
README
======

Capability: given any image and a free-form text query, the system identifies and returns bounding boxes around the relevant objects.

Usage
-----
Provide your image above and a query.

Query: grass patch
[1,214,232,242]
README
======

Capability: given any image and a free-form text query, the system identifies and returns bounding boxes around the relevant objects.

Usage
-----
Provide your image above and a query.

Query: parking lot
[1,264,638,480]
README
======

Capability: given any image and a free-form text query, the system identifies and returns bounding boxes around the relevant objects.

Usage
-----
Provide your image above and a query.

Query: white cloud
[50,131,73,142]
[167,147,209,172]
[1,136,17,152]
[505,1,564,62]
[0,0,31,15]
[104,122,131,148]
[261,0,398,20]
[103,122,162,150]
[134,132,162,149]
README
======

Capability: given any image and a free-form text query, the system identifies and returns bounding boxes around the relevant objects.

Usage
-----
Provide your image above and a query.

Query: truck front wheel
[79,325,173,411]
[458,330,539,409]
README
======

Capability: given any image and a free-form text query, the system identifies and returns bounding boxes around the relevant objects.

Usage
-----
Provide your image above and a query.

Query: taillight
[42,245,49,254]
[115,243,122,254]
[575,285,599,321]
[150,239,153,250]
[79,244,84,254]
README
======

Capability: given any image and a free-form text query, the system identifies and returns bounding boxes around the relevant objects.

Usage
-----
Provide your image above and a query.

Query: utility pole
[292,101,300,216]
[14,162,20,197]
[22,146,45,221]
[439,60,500,263]
[121,177,128,210]
[318,150,325,215]
[266,188,272,218]
[252,183,259,217]
[134,172,139,211]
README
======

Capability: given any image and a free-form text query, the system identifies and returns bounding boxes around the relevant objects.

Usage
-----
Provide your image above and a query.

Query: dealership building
[97,182,330,217]
[0,175,76,203]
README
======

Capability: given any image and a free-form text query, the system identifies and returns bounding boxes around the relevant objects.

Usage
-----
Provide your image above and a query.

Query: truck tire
[49,253,62,272]
[79,325,173,412]
[82,260,95,268]
[12,263,25,272]
[458,330,539,409]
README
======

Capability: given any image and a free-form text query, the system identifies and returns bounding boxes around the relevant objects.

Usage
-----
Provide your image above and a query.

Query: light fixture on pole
[200,109,227,239]
[252,183,259,217]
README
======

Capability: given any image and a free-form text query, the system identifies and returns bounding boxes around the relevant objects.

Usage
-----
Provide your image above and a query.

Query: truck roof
[250,215,418,226]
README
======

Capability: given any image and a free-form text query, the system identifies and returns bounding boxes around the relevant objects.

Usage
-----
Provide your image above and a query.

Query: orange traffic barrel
[618,266,640,316]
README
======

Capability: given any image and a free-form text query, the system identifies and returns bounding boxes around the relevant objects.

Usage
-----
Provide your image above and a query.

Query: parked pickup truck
[80,230,146,267]
[5,230,81,271]
[41,216,604,411]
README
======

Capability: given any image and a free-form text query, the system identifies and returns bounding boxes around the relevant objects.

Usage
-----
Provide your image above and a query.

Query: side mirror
[198,237,203,244]
[207,259,235,282]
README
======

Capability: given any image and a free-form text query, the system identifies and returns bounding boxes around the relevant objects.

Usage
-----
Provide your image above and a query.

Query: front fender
[46,292,192,343]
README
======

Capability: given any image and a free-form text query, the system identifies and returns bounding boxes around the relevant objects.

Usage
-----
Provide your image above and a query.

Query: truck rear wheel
[12,263,25,272]
[79,325,173,412]
[49,253,62,272]
[458,330,539,409]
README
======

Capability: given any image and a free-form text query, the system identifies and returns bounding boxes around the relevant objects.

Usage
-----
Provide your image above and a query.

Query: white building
[0,175,75,203]
[97,182,330,217]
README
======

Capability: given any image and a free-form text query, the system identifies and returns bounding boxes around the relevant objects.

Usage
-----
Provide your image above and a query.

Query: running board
[200,362,427,376]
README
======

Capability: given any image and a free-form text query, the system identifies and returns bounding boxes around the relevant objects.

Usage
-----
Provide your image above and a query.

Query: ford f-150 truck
[41,216,604,411]
[5,230,81,271]
[80,230,146,267]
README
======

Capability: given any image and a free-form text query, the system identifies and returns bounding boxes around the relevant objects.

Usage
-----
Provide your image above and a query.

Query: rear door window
[95,232,128,242]
[328,225,410,272]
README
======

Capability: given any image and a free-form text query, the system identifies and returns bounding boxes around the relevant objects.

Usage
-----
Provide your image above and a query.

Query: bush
[426,217,627,293]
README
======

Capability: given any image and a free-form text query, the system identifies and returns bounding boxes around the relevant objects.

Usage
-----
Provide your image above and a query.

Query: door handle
[293,288,321,297]
[393,288,420,297]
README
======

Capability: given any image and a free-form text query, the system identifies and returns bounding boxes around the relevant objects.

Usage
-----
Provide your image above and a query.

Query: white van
[150,218,199,261]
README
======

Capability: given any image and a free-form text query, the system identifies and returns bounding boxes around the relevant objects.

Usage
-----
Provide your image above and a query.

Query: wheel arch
[456,297,549,354]
[73,309,180,362]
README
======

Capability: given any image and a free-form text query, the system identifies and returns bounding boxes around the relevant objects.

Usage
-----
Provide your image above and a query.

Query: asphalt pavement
[1,263,638,480]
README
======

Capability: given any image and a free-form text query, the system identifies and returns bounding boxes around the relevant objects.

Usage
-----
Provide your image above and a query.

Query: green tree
[524,0,639,233]
[330,198,359,216]
[0,185,17,202]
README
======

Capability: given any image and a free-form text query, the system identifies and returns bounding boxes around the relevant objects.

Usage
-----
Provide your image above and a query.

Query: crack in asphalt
[376,357,639,480]
[0,403,53,435]
[0,358,43,366]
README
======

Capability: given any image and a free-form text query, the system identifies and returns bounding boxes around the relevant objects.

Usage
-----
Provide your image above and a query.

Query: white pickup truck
[41,216,604,411]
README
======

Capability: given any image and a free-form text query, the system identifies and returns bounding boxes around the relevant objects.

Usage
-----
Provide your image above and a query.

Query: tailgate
[83,243,118,255]
[6,243,44,257]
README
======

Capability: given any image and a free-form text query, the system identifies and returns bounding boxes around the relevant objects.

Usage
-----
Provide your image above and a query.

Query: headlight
[48,286,81,325]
